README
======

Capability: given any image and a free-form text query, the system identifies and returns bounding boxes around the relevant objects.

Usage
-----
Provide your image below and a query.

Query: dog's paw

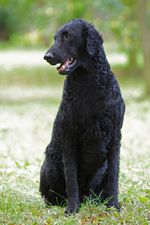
[107,201,120,212]
[65,204,79,215]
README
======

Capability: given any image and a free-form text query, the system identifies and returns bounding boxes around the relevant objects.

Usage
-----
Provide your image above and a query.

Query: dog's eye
[63,32,70,40]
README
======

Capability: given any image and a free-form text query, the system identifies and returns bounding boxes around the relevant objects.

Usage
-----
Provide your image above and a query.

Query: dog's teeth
[69,58,74,63]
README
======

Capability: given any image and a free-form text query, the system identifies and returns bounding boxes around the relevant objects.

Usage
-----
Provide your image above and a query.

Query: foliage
[0,0,92,45]
[93,0,148,64]
[93,0,150,95]
[0,0,149,63]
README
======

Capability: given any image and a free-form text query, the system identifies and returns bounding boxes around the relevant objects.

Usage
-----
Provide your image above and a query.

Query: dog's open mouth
[57,58,77,73]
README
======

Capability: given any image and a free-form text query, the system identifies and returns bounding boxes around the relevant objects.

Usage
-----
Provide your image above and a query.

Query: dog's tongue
[57,60,69,72]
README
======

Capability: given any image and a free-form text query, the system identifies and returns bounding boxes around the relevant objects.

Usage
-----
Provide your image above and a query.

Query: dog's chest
[64,78,98,111]
[64,88,97,121]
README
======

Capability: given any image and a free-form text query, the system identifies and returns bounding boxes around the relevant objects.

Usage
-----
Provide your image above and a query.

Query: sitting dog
[40,19,125,214]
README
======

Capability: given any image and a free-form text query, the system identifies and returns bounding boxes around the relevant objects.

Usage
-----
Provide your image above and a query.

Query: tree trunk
[128,47,138,76]
[137,0,150,95]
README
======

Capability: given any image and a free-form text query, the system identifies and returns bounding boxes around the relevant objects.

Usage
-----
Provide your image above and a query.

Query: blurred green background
[0,0,150,93]
[0,1,150,224]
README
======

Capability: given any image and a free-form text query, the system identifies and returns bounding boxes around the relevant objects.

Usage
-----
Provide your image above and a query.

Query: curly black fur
[40,19,125,214]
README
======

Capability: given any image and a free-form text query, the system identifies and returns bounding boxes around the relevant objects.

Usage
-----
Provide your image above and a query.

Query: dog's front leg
[105,133,121,211]
[63,144,79,214]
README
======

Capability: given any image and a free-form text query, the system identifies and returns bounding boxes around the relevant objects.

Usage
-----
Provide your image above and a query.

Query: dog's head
[44,19,103,75]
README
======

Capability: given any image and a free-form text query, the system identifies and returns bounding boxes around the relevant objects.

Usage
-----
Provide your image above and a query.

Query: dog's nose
[43,52,54,61]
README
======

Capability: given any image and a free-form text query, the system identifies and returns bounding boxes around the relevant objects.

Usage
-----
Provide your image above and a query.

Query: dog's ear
[83,23,103,58]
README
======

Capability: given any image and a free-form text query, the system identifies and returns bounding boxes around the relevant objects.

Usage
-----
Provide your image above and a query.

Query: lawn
[0,67,150,225]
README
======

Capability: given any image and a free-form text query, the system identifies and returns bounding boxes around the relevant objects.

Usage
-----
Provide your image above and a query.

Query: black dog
[40,19,125,214]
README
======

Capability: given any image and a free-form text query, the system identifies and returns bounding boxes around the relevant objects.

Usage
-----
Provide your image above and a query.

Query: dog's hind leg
[89,160,108,198]
[40,145,66,206]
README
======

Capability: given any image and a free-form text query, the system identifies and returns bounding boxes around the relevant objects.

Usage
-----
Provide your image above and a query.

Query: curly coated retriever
[40,19,125,214]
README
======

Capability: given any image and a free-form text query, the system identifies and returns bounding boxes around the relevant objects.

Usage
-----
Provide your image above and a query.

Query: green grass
[0,67,150,224]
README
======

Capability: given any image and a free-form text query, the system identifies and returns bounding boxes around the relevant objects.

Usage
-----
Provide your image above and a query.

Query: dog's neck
[67,55,112,85]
